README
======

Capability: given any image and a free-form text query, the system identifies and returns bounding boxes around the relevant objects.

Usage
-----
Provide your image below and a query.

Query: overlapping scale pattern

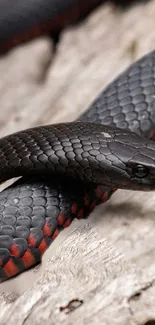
[0,51,155,281]
[81,50,155,138]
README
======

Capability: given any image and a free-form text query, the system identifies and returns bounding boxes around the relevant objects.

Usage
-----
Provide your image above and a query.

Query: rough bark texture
[0,1,155,324]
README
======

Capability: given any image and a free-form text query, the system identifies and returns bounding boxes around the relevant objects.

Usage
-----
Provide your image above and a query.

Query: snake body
[0,1,155,281]
[0,0,103,54]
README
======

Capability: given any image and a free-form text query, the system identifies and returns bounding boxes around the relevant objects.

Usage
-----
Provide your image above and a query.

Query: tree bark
[0,1,155,324]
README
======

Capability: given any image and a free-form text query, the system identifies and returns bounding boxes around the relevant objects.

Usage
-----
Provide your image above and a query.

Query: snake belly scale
[0,2,155,281]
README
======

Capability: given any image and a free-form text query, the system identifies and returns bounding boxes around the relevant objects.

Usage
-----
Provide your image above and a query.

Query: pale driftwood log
[0,1,155,324]
[0,225,155,325]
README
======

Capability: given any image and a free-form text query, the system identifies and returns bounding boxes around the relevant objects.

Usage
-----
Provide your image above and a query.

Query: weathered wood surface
[0,1,155,324]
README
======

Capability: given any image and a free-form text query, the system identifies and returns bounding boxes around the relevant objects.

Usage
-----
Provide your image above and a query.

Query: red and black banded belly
[0,176,115,280]
[0,0,155,283]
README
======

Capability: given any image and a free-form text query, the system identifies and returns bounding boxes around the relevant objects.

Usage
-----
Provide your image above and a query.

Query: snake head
[92,126,155,191]
[124,140,155,190]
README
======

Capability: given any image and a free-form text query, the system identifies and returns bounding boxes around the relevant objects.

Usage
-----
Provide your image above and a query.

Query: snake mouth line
[0,2,155,281]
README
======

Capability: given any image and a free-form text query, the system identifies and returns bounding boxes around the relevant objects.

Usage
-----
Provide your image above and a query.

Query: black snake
[0,0,155,281]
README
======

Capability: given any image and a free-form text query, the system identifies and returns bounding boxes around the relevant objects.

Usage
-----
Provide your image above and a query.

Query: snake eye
[132,164,149,178]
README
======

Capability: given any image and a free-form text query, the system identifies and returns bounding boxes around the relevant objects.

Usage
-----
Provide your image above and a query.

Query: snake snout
[98,135,155,191]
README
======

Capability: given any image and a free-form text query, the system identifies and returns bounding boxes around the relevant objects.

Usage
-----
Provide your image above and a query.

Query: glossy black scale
[0,49,155,281]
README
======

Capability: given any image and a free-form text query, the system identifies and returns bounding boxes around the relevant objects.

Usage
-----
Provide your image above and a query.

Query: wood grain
[0,1,155,324]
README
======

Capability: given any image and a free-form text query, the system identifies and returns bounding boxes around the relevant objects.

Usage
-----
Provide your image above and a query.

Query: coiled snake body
[0,1,155,281]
